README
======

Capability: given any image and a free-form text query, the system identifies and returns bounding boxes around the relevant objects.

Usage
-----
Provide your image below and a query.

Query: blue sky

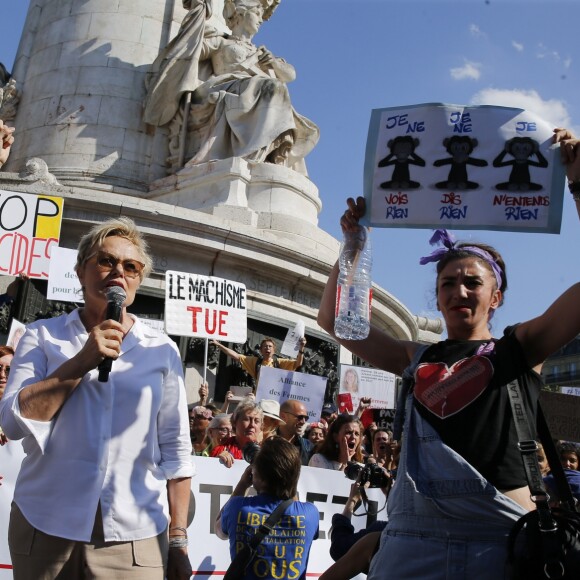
[3,0,580,337]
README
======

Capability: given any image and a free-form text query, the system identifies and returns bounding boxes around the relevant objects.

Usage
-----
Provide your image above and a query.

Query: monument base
[146,158,322,229]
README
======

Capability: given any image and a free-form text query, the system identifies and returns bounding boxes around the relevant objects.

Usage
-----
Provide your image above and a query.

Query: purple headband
[419,229,503,290]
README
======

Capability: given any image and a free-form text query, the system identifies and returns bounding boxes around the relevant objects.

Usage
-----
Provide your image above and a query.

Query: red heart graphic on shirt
[414,356,493,418]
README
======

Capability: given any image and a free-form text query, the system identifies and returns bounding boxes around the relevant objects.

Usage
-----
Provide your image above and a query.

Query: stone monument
[1,0,441,401]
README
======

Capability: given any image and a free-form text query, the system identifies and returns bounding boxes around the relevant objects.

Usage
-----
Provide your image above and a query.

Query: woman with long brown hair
[309,414,363,471]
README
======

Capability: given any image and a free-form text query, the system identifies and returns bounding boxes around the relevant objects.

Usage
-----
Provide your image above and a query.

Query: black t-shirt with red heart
[413,328,542,491]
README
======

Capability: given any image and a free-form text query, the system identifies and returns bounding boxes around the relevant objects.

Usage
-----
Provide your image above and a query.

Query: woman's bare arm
[317,197,418,376]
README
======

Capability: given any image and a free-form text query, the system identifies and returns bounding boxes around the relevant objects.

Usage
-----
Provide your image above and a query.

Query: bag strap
[224,498,293,578]
[249,498,293,548]
[506,380,552,505]
[507,378,568,578]
[537,405,578,512]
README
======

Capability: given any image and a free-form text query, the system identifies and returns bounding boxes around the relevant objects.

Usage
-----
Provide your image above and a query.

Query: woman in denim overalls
[317,136,580,579]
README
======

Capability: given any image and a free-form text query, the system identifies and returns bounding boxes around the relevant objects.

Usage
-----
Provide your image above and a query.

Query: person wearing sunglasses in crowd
[0,218,194,580]
[278,398,314,466]
[203,414,232,456]
[189,405,215,455]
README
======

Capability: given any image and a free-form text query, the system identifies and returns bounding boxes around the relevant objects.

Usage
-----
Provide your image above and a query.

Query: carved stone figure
[0,63,20,122]
[143,0,318,175]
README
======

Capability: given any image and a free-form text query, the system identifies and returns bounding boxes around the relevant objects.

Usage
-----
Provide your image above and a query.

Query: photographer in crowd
[216,436,319,579]
[321,455,391,579]
[328,457,390,562]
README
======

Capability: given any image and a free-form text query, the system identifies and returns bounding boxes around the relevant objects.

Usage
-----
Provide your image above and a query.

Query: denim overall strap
[389,390,527,535]
[393,344,429,442]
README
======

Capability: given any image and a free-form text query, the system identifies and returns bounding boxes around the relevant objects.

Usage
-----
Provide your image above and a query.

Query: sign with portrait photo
[339,364,396,411]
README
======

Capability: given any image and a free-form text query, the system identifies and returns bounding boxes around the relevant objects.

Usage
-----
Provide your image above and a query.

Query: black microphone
[97,286,127,382]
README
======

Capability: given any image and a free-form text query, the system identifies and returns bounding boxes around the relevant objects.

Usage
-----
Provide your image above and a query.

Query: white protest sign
[561,387,580,397]
[47,246,83,302]
[363,103,566,233]
[280,319,305,357]
[164,271,247,343]
[138,317,165,334]
[0,190,64,279]
[339,364,396,411]
[0,450,381,579]
[256,366,327,421]
[229,385,253,402]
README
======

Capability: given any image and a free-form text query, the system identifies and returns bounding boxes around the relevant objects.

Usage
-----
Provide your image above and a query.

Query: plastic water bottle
[334,226,372,340]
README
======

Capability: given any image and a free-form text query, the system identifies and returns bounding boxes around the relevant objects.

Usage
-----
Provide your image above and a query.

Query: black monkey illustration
[493,137,548,191]
[433,136,488,190]
[378,136,425,190]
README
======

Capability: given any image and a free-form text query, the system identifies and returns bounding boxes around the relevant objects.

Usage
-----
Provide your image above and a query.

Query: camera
[242,441,261,464]
[344,461,389,488]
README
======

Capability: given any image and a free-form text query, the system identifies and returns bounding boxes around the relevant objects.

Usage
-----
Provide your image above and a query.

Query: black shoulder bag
[506,378,580,579]
[223,498,293,580]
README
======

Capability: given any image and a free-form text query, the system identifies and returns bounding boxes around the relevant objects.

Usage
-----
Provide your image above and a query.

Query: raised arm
[215,465,253,539]
[554,127,580,220]
[220,390,234,414]
[295,336,307,367]
[211,340,242,362]
[516,282,580,370]
[317,197,418,376]
[515,129,580,367]
[198,382,209,406]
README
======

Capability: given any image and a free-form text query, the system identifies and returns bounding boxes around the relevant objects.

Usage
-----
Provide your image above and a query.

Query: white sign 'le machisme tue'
[363,103,566,234]
[164,271,247,343]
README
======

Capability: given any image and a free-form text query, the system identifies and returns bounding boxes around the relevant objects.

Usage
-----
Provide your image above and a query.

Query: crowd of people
[1,122,580,580]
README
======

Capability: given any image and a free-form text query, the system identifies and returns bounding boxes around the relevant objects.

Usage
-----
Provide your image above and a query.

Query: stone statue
[0,63,20,123]
[143,0,318,175]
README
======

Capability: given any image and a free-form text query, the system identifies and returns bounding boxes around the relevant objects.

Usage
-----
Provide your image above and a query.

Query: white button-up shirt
[0,310,195,542]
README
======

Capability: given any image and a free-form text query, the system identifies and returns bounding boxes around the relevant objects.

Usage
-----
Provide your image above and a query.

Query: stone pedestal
[147,158,322,229]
